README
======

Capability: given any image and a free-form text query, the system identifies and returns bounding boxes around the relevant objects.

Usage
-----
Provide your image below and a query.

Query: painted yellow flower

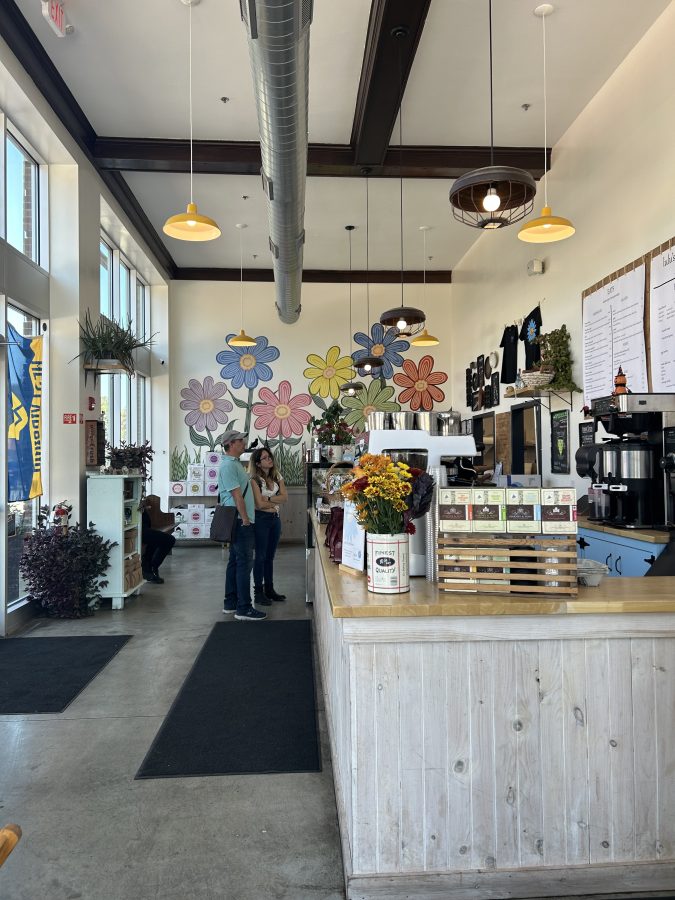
[304,346,354,399]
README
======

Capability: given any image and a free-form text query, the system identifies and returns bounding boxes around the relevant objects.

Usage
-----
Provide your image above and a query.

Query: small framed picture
[491,371,500,406]
[484,385,492,408]
[463,418,473,435]
[476,354,485,384]
[472,389,483,412]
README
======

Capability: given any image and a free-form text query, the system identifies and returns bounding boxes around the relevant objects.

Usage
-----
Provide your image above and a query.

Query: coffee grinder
[575,394,675,529]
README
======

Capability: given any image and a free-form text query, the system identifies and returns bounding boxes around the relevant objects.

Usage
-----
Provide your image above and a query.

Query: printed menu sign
[582,265,648,407]
[649,248,675,392]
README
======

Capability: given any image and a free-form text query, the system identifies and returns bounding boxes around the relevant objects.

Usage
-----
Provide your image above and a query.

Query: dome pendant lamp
[379,27,426,338]
[411,226,440,347]
[163,0,221,242]
[358,173,385,375]
[518,4,575,243]
[340,226,364,396]
[449,0,536,229]
[228,224,257,347]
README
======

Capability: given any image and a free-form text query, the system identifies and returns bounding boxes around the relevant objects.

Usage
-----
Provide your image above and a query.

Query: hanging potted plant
[18,504,116,618]
[72,310,156,379]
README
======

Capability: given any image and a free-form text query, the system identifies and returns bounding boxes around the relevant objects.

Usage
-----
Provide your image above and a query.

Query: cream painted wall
[164,279,452,495]
[448,2,675,492]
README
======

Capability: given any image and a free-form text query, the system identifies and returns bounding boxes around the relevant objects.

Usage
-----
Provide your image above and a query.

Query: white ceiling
[12,0,672,272]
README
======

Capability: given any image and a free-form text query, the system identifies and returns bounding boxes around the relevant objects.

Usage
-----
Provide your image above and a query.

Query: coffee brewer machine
[575,394,675,529]
[660,425,675,527]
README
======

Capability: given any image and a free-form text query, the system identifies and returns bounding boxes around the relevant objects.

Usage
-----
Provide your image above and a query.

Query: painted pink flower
[393,355,447,411]
[252,380,312,438]
[179,376,233,432]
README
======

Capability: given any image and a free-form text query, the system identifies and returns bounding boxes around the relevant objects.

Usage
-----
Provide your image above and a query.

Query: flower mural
[394,355,448,411]
[340,378,401,429]
[216,335,280,390]
[352,322,409,380]
[252,380,312,439]
[303,345,354,399]
[179,377,233,432]
[216,334,281,434]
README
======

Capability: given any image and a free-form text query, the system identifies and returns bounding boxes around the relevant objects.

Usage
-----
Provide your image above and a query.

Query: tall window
[6,133,40,264]
[100,374,148,449]
[100,240,113,316]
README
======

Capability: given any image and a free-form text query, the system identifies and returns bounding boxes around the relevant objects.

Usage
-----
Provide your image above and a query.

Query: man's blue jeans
[225,518,255,613]
[253,510,281,589]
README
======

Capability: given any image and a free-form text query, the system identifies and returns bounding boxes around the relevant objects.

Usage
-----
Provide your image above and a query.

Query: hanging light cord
[188,2,194,204]
[422,228,427,303]
[542,8,548,208]
[348,228,354,375]
[398,36,405,308]
[239,226,244,330]
[488,0,494,167]
[365,176,370,328]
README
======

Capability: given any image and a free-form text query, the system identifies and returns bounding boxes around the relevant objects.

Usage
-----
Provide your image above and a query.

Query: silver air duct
[240,0,312,324]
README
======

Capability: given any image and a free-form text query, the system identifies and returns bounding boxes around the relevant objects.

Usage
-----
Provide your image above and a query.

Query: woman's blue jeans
[253,510,281,588]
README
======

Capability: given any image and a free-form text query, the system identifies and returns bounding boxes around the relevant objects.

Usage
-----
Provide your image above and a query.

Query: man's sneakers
[222,605,236,615]
[234,606,267,621]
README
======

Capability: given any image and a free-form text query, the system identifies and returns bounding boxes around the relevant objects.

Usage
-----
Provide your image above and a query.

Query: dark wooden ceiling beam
[175,268,452,283]
[351,0,432,167]
[94,138,549,179]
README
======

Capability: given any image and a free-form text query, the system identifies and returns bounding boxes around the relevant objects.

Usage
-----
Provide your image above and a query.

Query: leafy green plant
[19,506,115,618]
[170,446,190,481]
[308,399,354,444]
[107,440,154,480]
[278,447,305,486]
[535,325,582,392]
[72,310,156,377]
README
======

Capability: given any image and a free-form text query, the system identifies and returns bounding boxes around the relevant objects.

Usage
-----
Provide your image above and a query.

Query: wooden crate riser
[437,534,578,597]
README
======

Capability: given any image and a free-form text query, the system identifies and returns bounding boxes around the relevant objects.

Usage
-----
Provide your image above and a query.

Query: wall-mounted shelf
[509,388,575,411]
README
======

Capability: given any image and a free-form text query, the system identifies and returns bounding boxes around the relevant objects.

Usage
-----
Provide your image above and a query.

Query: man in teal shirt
[218,431,266,621]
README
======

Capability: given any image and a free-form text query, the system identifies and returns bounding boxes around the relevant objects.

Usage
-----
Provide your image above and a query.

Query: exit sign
[41,1,66,37]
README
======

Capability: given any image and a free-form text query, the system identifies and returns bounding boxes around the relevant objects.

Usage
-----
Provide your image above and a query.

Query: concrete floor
[0,543,345,900]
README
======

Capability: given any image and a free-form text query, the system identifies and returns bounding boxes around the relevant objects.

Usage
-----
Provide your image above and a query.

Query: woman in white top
[248,447,288,604]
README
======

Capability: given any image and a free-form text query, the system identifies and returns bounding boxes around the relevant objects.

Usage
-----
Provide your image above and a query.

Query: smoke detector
[527,258,545,276]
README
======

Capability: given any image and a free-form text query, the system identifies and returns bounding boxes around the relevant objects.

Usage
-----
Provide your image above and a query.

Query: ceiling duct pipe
[240,0,312,325]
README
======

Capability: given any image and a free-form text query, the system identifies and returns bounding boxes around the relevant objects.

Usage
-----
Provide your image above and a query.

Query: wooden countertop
[578,516,670,544]
[312,516,675,618]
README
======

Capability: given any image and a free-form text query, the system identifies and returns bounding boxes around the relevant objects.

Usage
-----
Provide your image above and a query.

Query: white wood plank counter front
[309,517,675,900]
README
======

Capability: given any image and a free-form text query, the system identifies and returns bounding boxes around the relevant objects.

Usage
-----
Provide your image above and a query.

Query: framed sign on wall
[551,409,571,474]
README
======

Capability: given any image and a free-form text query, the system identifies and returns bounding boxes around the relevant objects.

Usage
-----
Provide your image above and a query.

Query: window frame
[5,126,44,267]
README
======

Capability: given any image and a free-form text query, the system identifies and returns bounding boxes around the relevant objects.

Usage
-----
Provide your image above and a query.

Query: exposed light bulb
[187,220,196,227]
[482,188,501,212]
[347,387,355,396]
[396,317,407,330]
[363,363,372,373]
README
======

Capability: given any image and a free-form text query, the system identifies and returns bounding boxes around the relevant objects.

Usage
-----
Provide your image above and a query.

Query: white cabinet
[87,475,144,609]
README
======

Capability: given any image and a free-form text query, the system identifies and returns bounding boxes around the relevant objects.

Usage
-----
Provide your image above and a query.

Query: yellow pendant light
[163,0,221,242]
[411,226,439,348]
[518,4,574,244]
[228,224,256,347]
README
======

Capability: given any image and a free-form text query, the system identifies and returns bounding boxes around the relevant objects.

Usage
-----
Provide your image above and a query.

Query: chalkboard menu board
[578,420,596,448]
[551,410,570,474]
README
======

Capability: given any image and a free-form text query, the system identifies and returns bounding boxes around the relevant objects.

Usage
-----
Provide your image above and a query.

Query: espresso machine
[575,394,675,529]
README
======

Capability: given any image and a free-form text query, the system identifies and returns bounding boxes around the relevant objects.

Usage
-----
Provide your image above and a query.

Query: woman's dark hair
[248,446,281,486]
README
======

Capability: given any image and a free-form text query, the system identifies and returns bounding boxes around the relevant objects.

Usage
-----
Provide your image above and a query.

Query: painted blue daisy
[526,318,538,343]
[351,322,410,379]
[216,335,280,389]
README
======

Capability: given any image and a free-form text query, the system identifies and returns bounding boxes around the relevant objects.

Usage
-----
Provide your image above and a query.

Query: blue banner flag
[7,323,43,501]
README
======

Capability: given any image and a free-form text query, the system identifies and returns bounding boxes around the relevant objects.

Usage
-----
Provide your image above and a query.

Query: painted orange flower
[393,355,447,411]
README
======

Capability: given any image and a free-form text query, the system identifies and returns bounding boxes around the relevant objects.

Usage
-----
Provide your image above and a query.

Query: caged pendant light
[411,226,440,347]
[518,3,575,243]
[357,173,385,375]
[380,27,427,337]
[449,0,536,230]
[228,224,257,347]
[163,0,221,242]
[340,225,364,396]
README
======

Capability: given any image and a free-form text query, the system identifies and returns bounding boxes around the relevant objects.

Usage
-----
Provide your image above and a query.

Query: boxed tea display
[438,488,472,532]
[506,488,541,534]
[471,488,506,533]
[541,488,577,534]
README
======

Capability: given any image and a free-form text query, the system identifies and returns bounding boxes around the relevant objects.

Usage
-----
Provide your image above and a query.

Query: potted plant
[18,504,115,618]
[106,440,154,479]
[72,310,156,378]
[532,325,582,392]
[340,454,434,594]
[308,400,354,462]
